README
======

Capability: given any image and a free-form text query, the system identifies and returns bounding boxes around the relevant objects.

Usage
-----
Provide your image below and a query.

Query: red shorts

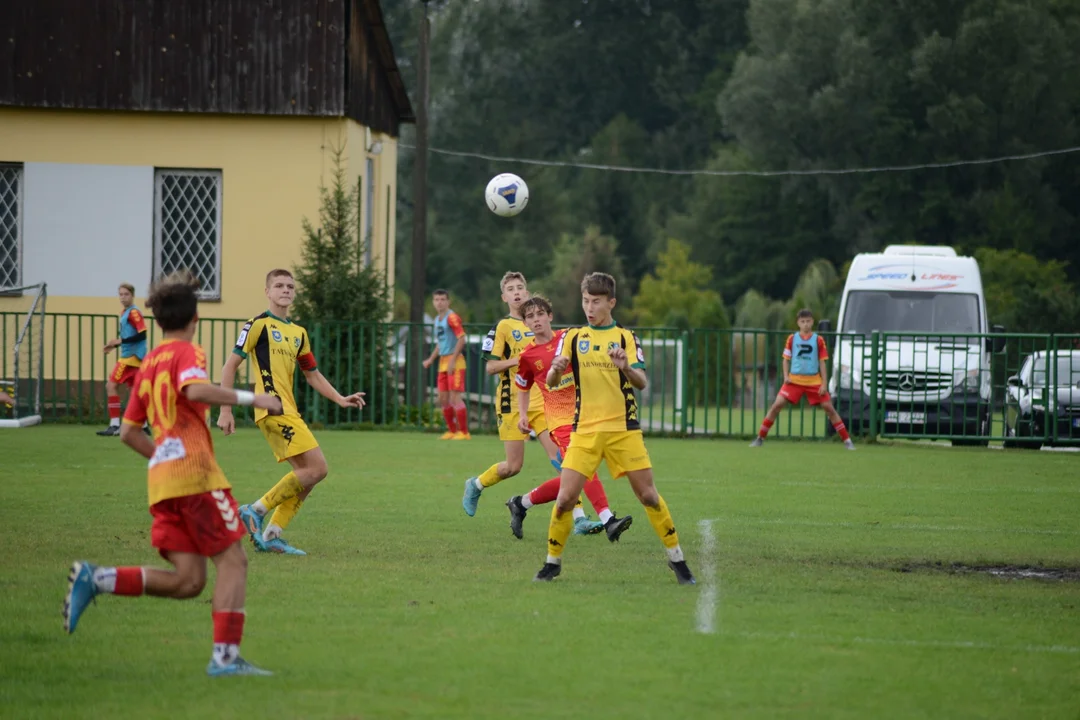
[110,362,139,387]
[780,383,829,406]
[551,425,573,454]
[437,369,466,392]
[149,489,246,560]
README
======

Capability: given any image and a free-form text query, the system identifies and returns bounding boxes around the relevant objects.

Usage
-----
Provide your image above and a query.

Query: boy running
[751,308,855,449]
[63,270,280,676]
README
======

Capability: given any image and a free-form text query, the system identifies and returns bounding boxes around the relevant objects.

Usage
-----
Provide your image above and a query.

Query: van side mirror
[818,319,832,333]
[988,324,1006,353]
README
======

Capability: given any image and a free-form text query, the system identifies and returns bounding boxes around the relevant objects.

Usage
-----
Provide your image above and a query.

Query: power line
[398,143,1080,177]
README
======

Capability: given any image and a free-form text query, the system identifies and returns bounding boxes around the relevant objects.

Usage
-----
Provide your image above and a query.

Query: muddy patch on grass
[892,561,1080,582]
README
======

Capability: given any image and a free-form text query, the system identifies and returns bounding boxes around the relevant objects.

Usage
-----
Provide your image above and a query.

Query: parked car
[1003,350,1080,449]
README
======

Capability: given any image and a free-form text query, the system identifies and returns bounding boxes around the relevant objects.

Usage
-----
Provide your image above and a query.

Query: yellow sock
[268,494,304,532]
[258,472,304,512]
[645,494,680,549]
[478,463,503,488]
[546,505,574,561]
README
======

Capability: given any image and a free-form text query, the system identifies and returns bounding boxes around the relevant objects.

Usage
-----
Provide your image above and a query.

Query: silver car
[1004,350,1080,448]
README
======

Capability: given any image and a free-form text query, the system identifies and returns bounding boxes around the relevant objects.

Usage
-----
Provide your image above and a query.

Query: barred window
[0,164,22,290]
[154,169,222,299]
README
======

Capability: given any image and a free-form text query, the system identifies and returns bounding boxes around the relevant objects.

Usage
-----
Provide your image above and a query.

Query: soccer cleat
[668,560,697,585]
[63,561,99,634]
[206,656,274,677]
[96,425,120,437]
[462,478,482,517]
[550,456,563,472]
[533,562,562,582]
[263,537,307,555]
[238,505,269,551]
[604,514,634,543]
[506,496,528,539]
[452,432,471,440]
[439,431,455,440]
[573,517,605,535]
[843,439,856,451]
[749,437,763,447]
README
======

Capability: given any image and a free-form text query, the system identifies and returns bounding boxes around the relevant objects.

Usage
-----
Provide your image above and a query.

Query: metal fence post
[868,330,880,441]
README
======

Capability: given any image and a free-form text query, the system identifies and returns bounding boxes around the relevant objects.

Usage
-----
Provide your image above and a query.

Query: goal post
[1,282,46,428]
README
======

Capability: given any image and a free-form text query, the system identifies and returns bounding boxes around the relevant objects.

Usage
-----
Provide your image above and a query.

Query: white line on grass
[724,629,1080,655]
[778,480,1080,495]
[722,517,1080,536]
[695,519,718,634]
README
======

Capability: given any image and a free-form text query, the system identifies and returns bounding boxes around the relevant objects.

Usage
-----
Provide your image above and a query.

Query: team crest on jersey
[534,359,544,370]
[578,339,591,354]
[294,336,302,349]
[607,341,619,352]
[512,329,523,341]
[271,330,283,342]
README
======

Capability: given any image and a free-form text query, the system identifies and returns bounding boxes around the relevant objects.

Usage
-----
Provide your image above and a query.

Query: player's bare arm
[0,391,12,405]
[546,354,569,388]
[303,369,366,409]
[516,389,532,434]
[485,357,518,376]
[422,345,439,369]
[447,334,466,374]
[783,357,792,385]
[215,352,246,435]
[102,338,122,353]
[608,346,647,390]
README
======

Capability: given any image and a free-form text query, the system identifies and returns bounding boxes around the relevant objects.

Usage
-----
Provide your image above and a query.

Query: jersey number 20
[137,371,178,433]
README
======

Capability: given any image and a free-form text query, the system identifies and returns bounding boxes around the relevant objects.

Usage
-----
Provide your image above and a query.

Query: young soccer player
[96,283,148,436]
[421,289,470,439]
[217,269,367,555]
[63,270,280,677]
[536,273,695,585]
[508,295,634,540]
[461,271,561,516]
[751,308,855,450]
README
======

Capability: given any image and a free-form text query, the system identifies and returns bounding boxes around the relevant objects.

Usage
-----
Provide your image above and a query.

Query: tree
[292,145,393,424]
[532,226,628,325]
[975,248,1080,334]
[634,239,727,330]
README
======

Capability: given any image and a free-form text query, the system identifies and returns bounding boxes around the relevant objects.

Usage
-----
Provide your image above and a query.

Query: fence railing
[4,312,1078,446]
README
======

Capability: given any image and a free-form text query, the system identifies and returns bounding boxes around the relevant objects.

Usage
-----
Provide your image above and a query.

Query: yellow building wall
[0,107,397,322]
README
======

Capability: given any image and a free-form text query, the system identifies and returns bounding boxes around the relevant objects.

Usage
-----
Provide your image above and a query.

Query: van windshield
[842,291,981,340]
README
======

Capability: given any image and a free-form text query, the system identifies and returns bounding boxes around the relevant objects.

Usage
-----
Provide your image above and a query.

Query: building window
[0,164,22,290]
[364,157,375,267]
[154,169,222,299]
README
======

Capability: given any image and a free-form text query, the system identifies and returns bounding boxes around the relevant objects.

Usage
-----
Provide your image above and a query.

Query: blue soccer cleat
[263,537,307,555]
[550,453,563,472]
[238,505,269,551]
[63,561,99,634]
[573,517,605,535]
[462,477,482,517]
[206,656,274,677]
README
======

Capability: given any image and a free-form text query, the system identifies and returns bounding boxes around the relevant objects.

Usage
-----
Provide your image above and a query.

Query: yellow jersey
[482,316,542,416]
[556,322,646,433]
[233,312,317,422]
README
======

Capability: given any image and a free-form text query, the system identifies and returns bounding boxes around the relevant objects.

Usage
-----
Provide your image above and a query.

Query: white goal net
[1,283,45,428]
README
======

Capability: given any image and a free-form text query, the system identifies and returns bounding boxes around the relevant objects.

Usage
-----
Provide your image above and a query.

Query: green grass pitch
[1,427,1078,718]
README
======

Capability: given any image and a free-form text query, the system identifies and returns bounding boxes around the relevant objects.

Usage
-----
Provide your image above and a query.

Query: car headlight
[839,364,855,389]
[953,369,979,390]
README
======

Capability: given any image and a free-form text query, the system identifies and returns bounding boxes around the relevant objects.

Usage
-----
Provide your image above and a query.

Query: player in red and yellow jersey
[63,270,281,677]
[752,308,854,449]
[505,295,633,542]
[97,283,149,436]
[422,289,470,439]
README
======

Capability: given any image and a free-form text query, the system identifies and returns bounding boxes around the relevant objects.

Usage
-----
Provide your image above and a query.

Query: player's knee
[555,495,577,514]
[504,459,523,477]
[635,486,660,508]
[173,574,206,599]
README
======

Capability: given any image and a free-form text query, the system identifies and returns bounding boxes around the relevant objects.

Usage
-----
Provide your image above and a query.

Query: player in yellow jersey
[462,271,561,517]
[535,272,695,584]
[217,269,366,555]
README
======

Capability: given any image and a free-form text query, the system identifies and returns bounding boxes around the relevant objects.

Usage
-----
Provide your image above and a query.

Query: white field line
[706,516,1080,537]
[721,629,1080,655]
[777,480,1080,495]
[695,519,718,635]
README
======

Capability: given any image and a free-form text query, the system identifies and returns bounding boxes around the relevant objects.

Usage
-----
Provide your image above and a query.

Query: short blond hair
[500,271,526,291]
[266,268,293,287]
[119,283,135,295]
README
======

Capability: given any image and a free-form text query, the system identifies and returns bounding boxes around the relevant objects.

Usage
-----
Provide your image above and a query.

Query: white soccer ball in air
[484,173,529,217]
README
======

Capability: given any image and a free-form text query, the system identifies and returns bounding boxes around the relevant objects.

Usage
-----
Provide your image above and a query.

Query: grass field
[2,427,1078,719]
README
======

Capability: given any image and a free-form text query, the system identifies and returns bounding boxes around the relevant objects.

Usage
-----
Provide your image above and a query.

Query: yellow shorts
[562,430,651,480]
[497,404,548,442]
[257,413,320,462]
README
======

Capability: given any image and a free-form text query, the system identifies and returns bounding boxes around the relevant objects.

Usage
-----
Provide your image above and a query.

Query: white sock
[91,566,117,593]
[545,554,561,565]
[598,509,614,524]
[212,643,240,667]
[520,494,534,510]
[252,500,268,516]
[263,524,282,542]
[665,545,685,563]
[572,506,586,520]
[109,418,120,427]
[473,478,484,492]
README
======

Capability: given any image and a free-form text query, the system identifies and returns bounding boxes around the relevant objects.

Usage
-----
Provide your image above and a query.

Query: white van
[822,245,1005,445]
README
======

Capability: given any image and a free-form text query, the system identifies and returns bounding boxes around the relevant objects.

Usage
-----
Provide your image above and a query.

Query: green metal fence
[4,312,1078,447]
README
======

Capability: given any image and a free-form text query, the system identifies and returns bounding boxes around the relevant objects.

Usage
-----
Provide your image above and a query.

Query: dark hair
[796,308,814,319]
[581,272,616,298]
[146,270,201,331]
[119,283,135,295]
[500,271,527,291]
[520,295,553,318]
[265,268,293,287]
[433,289,450,298]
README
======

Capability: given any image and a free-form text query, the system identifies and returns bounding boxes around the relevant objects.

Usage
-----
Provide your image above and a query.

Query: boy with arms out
[461,271,561,516]
[97,283,148,436]
[217,269,366,555]
[422,289,470,439]
[751,308,855,449]
[63,270,281,676]
[508,295,633,541]
[536,273,695,584]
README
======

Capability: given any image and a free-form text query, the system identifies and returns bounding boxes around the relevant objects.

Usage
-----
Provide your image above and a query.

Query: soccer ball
[484,173,529,217]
